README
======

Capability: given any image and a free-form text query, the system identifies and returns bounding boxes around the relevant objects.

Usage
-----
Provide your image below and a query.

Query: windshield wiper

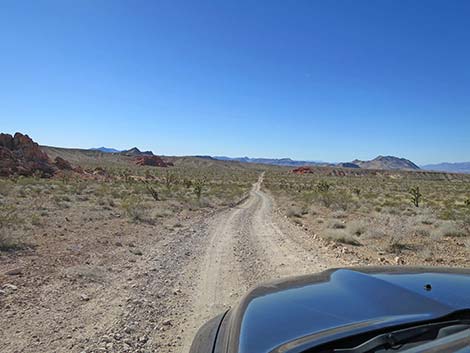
[334,320,469,353]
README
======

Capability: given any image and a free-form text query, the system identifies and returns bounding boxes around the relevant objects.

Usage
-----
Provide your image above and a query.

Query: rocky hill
[350,156,420,170]
[0,133,56,177]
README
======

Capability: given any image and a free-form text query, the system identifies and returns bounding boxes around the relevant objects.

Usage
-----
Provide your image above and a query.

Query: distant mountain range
[421,162,470,174]
[90,147,154,156]
[213,155,420,171]
[89,148,470,173]
[213,156,328,167]
[90,147,121,153]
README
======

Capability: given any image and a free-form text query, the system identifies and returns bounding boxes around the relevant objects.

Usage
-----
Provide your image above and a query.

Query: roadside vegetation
[0,159,259,255]
[264,168,470,266]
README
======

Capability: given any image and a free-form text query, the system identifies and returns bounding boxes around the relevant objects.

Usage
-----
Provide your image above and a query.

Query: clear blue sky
[1,1,469,164]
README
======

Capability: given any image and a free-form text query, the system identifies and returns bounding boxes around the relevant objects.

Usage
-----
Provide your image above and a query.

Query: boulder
[54,156,73,170]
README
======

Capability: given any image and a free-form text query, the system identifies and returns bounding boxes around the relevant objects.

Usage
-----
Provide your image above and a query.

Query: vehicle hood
[223,267,470,353]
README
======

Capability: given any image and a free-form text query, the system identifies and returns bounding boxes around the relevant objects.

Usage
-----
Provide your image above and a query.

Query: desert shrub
[347,220,367,237]
[415,214,435,225]
[121,196,152,223]
[286,206,303,218]
[327,219,346,229]
[439,208,457,220]
[322,229,361,246]
[432,221,467,238]
[387,238,409,254]
[31,213,42,226]
[363,229,387,240]
[331,210,348,219]
[0,205,25,252]
[0,231,25,252]
[413,226,430,237]
[0,180,13,196]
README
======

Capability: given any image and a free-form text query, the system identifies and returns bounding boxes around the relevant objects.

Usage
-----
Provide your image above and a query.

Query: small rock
[4,268,23,276]
[394,256,405,265]
[80,293,90,301]
[162,319,172,326]
[105,342,113,350]
[3,284,18,291]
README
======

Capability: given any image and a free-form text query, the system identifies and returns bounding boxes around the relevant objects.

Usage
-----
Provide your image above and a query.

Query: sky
[1,0,469,165]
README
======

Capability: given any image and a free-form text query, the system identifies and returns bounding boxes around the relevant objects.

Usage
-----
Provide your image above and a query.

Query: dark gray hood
[222,267,470,353]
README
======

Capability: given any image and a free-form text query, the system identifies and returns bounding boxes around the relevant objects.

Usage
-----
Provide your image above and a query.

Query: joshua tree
[143,180,159,201]
[163,171,177,190]
[317,180,331,192]
[121,168,131,183]
[409,186,422,207]
[183,178,193,189]
[193,178,206,200]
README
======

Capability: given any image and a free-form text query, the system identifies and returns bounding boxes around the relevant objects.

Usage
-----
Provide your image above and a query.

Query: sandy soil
[1,174,341,353]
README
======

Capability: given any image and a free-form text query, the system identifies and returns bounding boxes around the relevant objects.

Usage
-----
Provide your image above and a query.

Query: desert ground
[1,146,470,353]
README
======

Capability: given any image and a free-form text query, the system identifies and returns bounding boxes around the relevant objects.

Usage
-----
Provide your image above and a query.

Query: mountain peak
[120,147,154,157]
[352,156,420,170]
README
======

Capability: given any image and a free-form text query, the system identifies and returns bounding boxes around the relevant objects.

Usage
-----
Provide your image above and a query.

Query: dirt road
[180,174,341,352]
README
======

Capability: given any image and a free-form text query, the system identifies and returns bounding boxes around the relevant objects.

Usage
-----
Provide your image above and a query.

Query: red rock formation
[292,166,314,174]
[134,155,173,167]
[0,133,56,177]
